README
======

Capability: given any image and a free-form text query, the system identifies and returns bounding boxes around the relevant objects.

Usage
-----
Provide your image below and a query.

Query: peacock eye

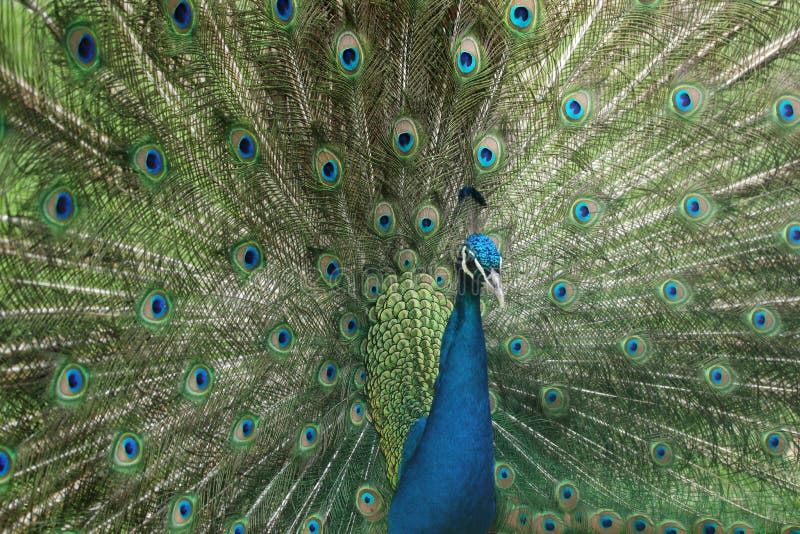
[111,432,143,471]
[561,91,591,124]
[659,278,689,305]
[363,274,381,301]
[66,25,100,70]
[231,415,258,446]
[137,289,173,328]
[0,447,14,485]
[433,267,451,289]
[627,515,653,533]
[231,241,264,275]
[505,1,538,34]
[555,481,579,511]
[166,0,195,35]
[569,198,601,227]
[621,335,649,364]
[317,360,339,387]
[353,366,367,388]
[704,363,734,393]
[474,134,502,172]
[355,486,384,520]
[170,495,196,528]
[649,440,674,467]
[783,222,800,250]
[396,249,418,272]
[591,511,622,532]
[336,31,363,76]
[349,400,366,425]
[392,118,420,158]
[302,515,324,534]
[696,519,722,534]
[540,386,569,417]
[679,193,712,223]
[55,363,89,403]
[372,201,396,236]
[747,306,778,335]
[774,95,799,126]
[42,187,78,227]
[670,85,703,117]
[549,279,576,307]
[415,205,441,238]
[505,336,531,361]
[271,0,295,26]
[299,423,319,451]
[317,254,342,285]
[762,429,789,457]
[183,363,213,401]
[315,147,343,188]
[229,127,259,163]
[454,36,481,78]
[494,463,515,488]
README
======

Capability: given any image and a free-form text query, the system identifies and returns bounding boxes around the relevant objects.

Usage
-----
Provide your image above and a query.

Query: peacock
[1,0,799,532]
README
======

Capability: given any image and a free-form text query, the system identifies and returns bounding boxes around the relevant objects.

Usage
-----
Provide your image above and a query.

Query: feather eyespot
[505,335,531,361]
[433,267,451,289]
[591,511,623,533]
[540,386,569,417]
[775,95,799,127]
[621,335,649,364]
[679,193,712,223]
[302,515,325,534]
[561,91,591,124]
[658,522,687,534]
[183,363,213,401]
[693,519,722,534]
[704,363,734,393]
[494,463,515,489]
[549,279,576,307]
[659,279,689,305]
[392,118,420,158]
[111,432,142,471]
[415,205,440,238]
[228,519,247,534]
[317,254,342,285]
[569,198,601,227]
[670,85,703,117]
[66,25,99,70]
[506,507,533,530]
[555,481,579,511]
[231,415,258,446]
[627,515,654,534]
[317,361,339,387]
[315,148,343,188]
[727,524,753,534]
[372,201,395,236]
[229,127,258,163]
[454,36,481,78]
[271,0,295,26]
[535,513,563,533]
[782,222,800,250]
[339,313,359,341]
[55,363,88,403]
[165,0,195,35]
[397,249,418,272]
[137,289,173,328]
[133,144,168,182]
[649,440,674,467]
[170,495,196,530]
[363,274,381,301]
[41,187,78,227]
[299,423,319,452]
[353,366,366,388]
[505,0,538,34]
[231,241,264,276]
[268,324,295,356]
[350,400,366,425]
[336,31,363,76]
[761,429,789,457]
[474,134,502,172]
[0,447,15,486]
[747,306,778,335]
[356,485,384,520]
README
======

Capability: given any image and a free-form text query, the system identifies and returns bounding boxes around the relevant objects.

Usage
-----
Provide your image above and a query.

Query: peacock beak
[484,268,504,308]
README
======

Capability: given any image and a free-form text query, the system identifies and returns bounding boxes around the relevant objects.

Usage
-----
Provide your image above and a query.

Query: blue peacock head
[458,233,504,307]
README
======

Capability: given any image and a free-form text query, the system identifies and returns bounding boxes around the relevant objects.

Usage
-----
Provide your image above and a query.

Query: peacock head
[458,233,504,307]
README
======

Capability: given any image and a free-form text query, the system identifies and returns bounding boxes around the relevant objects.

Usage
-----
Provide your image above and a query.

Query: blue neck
[388,272,496,533]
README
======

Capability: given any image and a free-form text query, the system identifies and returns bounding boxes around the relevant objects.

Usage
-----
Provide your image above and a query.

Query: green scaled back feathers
[0,0,799,532]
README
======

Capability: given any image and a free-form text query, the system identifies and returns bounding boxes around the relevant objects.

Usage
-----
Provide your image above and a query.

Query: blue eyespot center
[665,528,678,534]
[687,197,701,215]
[308,520,319,532]
[711,369,723,384]
[77,33,96,63]
[150,295,167,318]
[145,149,162,174]
[238,135,254,158]
[347,319,357,333]
[675,89,693,111]
[55,192,74,219]
[555,284,567,299]
[178,499,192,519]
[768,433,781,449]
[277,329,290,347]
[325,364,336,379]
[703,523,717,534]
[243,246,259,269]
[305,428,316,442]
[355,404,363,415]
[780,99,795,120]
[234,524,245,534]
[600,515,613,529]
[789,225,800,244]
[397,132,413,151]
[122,437,138,458]
[435,276,444,284]
[478,146,495,166]
[576,202,590,221]
[634,519,647,532]
[370,285,378,294]
[627,340,639,354]
[173,1,191,28]
[655,445,667,458]
[275,0,293,20]
[544,519,556,531]
[512,6,532,28]
[753,311,767,327]
[194,368,208,389]
[546,391,558,404]
[403,259,411,267]
[341,47,359,70]
[665,283,678,298]
[420,217,433,231]
[322,160,337,181]
[362,492,373,504]
[67,368,83,391]
[518,513,528,525]
[325,260,339,279]
[733,529,745,534]
[565,98,584,120]
[561,487,572,499]
[378,214,391,230]
[0,452,9,476]
[459,51,474,72]
[511,341,522,354]
[241,419,253,437]
[360,371,366,381]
